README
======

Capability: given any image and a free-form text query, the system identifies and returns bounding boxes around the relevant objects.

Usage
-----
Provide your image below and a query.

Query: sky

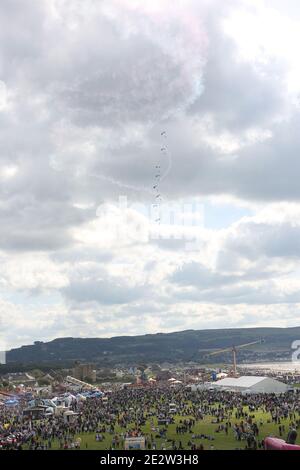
[1,0,300,349]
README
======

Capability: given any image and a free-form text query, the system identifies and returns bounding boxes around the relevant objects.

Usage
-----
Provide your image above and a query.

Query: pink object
[264,437,300,450]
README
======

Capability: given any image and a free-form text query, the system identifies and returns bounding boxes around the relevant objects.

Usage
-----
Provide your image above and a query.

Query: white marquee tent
[212,376,288,394]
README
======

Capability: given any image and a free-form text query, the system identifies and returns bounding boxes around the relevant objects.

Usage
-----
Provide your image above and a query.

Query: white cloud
[0,81,10,111]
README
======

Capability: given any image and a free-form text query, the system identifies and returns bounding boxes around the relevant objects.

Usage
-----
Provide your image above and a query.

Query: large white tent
[212,376,288,394]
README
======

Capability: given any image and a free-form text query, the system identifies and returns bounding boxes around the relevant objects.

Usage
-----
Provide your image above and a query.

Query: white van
[169,403,177,414]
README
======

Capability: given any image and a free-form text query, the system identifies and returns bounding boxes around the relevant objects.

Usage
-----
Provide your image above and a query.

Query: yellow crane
[206,339,264,377]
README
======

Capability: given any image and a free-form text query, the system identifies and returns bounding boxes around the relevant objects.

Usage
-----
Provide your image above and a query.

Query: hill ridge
[6,326,300,365]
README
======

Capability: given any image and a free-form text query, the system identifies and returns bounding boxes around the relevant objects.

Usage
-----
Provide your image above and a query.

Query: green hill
[5,326,300,366]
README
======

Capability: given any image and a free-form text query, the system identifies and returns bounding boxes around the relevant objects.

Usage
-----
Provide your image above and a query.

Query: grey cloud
[171,262,234,288]
[174,283,300,306]
[0,1,207,127]
[188,21,287,132]
[218,220,300,265]
[1,0,300,345]
[0,196,92,252]
[51,247,113,264]
[150,238,193,252]
[61,263,149,306]
[63,278,148,305]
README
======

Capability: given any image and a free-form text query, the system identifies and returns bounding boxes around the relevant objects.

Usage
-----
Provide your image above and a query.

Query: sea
[240,362,300,373]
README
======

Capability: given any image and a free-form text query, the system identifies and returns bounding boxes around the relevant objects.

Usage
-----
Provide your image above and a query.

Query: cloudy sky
[1,0,300,349]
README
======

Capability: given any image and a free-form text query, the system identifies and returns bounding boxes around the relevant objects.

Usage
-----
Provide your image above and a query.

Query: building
[5,372,36,386]
[63,410,79,424]
[23,405,49,420]
[212,375,288,394]
[73,363,96,383]
[66,375,96,390]
[124,437,145,450]
[136,370,148,384]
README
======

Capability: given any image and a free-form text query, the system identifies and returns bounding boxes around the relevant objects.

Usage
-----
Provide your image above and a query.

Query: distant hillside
[6,327,300,366]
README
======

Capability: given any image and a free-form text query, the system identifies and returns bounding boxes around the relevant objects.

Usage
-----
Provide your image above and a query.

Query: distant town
[1,355,300,450]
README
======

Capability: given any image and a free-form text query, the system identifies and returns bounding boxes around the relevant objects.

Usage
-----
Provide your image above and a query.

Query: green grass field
[45,407,300,451]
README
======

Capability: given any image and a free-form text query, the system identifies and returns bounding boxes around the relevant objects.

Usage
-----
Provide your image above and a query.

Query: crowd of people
[0,386,299,450]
